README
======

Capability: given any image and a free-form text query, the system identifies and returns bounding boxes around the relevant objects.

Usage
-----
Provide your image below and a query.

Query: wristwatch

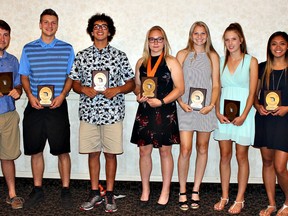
[160,98,165,106]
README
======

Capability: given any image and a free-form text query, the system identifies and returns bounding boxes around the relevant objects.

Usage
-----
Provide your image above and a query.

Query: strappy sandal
[228,200,244,215]
[178,192,189,211]
[190,191,200,209]
[277,204,288,216]
[259,205,276,216]
[214,197,229,211]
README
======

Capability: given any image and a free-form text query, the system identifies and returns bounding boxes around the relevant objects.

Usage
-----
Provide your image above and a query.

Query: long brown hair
[222,23,248,71]
[262,31,288,89]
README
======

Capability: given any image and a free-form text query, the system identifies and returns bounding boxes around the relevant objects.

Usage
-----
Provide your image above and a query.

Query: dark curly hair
[86,13,116,42]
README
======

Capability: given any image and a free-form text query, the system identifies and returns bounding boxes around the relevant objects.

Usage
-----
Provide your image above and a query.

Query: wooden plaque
[38,85,54,107]
[224,99,240,121]
[264,90,281,111]
[92,70,109,92]
[141,77,157,98]
[188,87,207,111]
[0,72,13,95]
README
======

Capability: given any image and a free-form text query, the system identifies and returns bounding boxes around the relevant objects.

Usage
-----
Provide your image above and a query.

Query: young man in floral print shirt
[69,13,135,213]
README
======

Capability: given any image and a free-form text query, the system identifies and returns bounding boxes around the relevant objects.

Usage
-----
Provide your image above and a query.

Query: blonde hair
[142,26,171,67]
[185,21,217,63]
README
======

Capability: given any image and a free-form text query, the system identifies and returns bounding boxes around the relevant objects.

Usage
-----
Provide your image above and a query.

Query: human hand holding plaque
[0,72,13,95]
[264,90,281,112]
[92,70,109,92]
[188,87,207,111]
[38,85,54,107]
[224,99,240,121]
[141,77,157,98]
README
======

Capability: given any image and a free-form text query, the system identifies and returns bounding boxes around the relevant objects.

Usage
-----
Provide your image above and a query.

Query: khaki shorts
[0,111,21,160]
[79,120,123,154]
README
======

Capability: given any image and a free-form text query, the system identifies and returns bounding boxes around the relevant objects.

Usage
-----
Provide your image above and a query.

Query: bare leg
[88,152,101,190]
[259,147,276,216]
[214,140,232,210]
[158,145,173,205]
[104,153,117,191]
[1,160,17,198]
[177,131,193,204]
[58,153,71,187]
[274,150,288,216]
[192,132,211,200]
[139,145,153,201]
[228,144,249,214]
[31,152,45,187]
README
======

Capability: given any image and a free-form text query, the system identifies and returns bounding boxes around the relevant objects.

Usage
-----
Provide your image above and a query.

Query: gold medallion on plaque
[93,70,109,92]
[264,90,281,111]
[38,85,54,107]
[141,77,157,98]
[188,87,207,111]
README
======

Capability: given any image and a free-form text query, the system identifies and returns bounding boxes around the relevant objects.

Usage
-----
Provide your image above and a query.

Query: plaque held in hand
[38,85,54,107]
[141,77,157,98]
[264,90,281,111]
[92,70,109,92]
[0,72,13,95]
[224,99,240,121]
[188,87,207,111]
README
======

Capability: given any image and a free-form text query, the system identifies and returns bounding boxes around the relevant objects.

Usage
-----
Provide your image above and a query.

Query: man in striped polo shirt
[19,9,75,209]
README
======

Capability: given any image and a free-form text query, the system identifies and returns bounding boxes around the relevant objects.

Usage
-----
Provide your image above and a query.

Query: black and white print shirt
[69,44,134,125]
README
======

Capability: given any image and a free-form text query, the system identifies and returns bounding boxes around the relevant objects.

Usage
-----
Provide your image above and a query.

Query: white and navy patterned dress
[177,52,218,132]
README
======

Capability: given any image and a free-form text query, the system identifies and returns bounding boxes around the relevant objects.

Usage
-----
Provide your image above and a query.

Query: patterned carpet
[0,177,285,216]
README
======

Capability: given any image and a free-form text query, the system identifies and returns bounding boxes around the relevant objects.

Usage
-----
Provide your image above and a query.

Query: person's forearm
[21,75,32,97]
[60,77,73,96]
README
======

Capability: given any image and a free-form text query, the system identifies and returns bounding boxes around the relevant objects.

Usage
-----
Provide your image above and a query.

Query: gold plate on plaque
[93,70,109,92]
[141,77,157,98]
[188,87,207,111]
[264,90,281,111]
[38,85,54,107]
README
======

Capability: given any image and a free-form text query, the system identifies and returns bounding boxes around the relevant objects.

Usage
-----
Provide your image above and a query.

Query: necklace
[272,68,286,90]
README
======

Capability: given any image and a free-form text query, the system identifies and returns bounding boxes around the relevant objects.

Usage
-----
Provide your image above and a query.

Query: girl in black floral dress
[130,26,184,209]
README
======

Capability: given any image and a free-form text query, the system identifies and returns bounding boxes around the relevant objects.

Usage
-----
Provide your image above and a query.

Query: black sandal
[179,192,189,211]
[191,191,200,209]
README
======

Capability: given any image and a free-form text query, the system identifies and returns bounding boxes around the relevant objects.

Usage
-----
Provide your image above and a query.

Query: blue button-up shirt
[0,50,20,114]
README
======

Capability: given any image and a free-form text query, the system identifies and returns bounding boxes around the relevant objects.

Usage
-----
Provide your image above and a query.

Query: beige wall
[1,0,288,182]
[3,0,288,66]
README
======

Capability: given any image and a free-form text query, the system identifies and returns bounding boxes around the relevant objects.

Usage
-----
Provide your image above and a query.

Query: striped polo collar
[38,37,59,48]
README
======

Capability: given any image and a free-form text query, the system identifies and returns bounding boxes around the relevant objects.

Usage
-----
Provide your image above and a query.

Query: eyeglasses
[148,37,164,43]
[93,24,108,30]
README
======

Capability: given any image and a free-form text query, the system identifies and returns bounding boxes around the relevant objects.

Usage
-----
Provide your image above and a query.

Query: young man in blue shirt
[19,9,75,209]
[0,19,24,209]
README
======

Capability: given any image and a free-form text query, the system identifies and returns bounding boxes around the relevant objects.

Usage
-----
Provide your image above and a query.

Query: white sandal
[277,204,288,216]
[259,205,276,216]
[228,200,244,214]
[214,197,229,211]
